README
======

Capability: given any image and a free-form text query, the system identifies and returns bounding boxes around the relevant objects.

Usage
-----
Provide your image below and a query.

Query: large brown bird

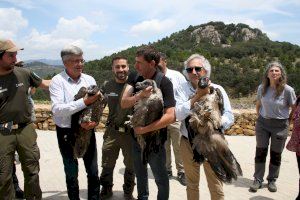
[71,85,106,158]
[128,79,164,164]
[189,86,242,183]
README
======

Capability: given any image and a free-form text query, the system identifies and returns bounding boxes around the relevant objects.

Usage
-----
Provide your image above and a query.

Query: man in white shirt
[158,52,187,186]
[49,45,101,200]
[175,54,234,200]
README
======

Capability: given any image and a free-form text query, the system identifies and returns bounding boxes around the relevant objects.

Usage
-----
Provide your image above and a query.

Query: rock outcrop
[191,25,222,45]
[190,22,267,46]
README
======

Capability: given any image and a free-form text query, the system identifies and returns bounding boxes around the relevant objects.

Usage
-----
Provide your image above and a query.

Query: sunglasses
[186,66,203,73]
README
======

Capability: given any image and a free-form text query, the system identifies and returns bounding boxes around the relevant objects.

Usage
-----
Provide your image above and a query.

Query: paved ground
[15,131,298,200]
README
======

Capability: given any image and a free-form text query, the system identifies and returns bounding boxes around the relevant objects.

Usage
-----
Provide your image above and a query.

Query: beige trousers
[165,121,184,173]
[180,137,224,200]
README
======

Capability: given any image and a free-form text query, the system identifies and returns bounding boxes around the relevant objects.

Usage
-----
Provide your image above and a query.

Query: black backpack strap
[184,116,205,163]
[153,71,164,89]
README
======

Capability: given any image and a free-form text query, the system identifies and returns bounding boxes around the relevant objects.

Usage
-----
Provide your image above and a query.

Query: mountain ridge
[83,21,300,98]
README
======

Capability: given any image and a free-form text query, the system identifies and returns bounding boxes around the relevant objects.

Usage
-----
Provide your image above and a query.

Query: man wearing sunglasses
[175,54,234,200]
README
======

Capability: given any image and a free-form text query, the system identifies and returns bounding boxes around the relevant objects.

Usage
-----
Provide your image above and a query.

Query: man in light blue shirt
[175,54,234,200]
[49,45,101,200]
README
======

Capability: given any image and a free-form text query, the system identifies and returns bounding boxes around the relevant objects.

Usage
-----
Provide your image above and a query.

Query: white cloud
[52,16,104,39]
[0,8,28,38]
[129,19,176,37]
[18,16,106,60]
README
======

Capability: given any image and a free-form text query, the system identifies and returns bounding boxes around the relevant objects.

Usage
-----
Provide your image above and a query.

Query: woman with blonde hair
[250,61,296,193]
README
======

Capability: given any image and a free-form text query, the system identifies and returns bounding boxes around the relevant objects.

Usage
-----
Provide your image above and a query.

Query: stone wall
[34,106,108,132]
[225,110,257,136]
[34,106,292,135]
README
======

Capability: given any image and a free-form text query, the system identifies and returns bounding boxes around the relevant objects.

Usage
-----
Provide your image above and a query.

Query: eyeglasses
[69,59,85,64]
[186,66,203,73]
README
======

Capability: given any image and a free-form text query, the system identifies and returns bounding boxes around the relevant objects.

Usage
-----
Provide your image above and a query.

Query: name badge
[118,127,125,133]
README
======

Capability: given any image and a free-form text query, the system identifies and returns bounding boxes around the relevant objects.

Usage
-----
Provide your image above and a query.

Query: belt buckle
[12,124,19,130]
[0,121,13,133]
[118,127,125,133]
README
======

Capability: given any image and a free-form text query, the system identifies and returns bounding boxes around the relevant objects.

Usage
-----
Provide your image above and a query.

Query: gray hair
[182,54,211,80]
[61,45,83,62]
[262,61,287,97]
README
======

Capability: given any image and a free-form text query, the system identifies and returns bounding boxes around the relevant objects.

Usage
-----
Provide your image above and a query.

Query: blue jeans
[132,137,169,200]
[56,126,100,200]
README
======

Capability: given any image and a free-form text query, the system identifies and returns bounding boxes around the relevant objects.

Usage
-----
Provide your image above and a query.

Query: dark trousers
[100,128,135,194]
[0,123,42,200]
[56,126,100,200]
[132,137,169,200]
[254,116,288,182]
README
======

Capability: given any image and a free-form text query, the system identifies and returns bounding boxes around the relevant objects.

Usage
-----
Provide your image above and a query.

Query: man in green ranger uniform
[100,56,135,199]
[0,39,50,199]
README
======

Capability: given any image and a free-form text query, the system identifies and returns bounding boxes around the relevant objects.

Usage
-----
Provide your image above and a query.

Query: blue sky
[1,0,300,61]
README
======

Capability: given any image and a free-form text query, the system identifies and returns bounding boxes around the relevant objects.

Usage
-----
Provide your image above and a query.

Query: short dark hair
[158,52,167,61]
[111,56,128,65]
[136,46,160,66]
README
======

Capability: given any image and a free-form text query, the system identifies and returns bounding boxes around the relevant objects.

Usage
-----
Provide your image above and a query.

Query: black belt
[0,122,29,130]
[108,124,127,133]
[0,122,29,135]
[12,123,29,129]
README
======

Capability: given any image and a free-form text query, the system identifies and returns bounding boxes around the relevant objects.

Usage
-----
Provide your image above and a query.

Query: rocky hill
[84,21,300,98]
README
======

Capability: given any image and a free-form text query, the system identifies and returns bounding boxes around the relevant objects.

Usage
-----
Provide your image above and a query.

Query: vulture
[71,85,106,158]
[189,86,242,183]
[128,79,164,164]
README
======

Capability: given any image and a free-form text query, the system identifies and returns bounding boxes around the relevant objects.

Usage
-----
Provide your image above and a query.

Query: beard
[115,71,128,81]
[2,64,14,72]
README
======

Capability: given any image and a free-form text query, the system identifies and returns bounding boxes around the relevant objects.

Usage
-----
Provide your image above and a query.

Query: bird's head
[135,79,157,90]
[87,85,100,95]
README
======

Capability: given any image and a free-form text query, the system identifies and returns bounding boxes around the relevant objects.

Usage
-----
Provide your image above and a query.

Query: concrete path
[15,131,298,200]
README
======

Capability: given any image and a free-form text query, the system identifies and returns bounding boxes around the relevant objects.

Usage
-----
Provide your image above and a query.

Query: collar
[63,70,82,83]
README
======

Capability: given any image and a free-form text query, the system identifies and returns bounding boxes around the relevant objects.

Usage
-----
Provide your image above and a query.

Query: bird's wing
[194,132,242,183]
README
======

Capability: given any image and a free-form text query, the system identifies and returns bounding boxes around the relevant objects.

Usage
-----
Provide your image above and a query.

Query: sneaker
[249,179,262,192]
[100,186,113,199]
[267,180,277,192]
[167,170,173,177]
[177,172,187,186]
[15,186,24,199]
